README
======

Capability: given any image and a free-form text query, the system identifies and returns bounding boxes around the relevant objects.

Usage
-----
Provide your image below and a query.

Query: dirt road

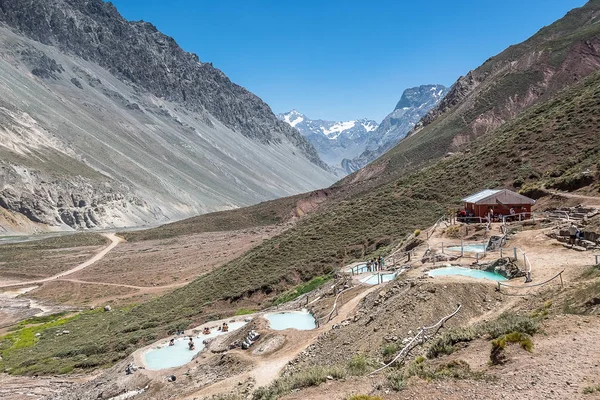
[0,233,122,289]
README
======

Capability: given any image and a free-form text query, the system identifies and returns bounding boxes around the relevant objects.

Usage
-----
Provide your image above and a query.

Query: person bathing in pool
[169,338,175,346]
[188,337,195,350]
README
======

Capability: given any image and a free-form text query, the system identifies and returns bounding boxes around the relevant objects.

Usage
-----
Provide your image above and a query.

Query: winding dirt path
[546,190,600,206]
[0,233,122,289]
[52,278,187,291]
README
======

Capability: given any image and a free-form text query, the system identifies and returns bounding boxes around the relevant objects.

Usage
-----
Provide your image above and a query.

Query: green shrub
[404,357,434,381]
[490,332,533,365]
[382,343,401,359]
[414,229,421,237]
[426,327,477,358]
[274,275,332,305]
[583,384,600,394]
[483,313,539,339]
[234,308,257,316]
[347,354,372,376]
[518,183,547,199]
[387,373,406,391]
[434,360,474,379]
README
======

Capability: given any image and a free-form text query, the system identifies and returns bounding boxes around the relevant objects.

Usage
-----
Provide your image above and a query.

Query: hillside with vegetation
[2,42,599,376]
[342,0,600,188]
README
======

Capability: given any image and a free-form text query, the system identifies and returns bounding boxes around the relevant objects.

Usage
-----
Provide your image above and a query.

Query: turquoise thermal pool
[264,310,316,331]
[143,320,247,370]
[360,272,398,285]
[446,244,488,253]
[428,266,507,281]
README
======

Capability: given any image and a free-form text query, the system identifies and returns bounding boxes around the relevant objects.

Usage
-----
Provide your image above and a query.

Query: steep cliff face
[343,0,600,186]
[0,0,324,165]
[343,85,448,173]
[0,0,335,232]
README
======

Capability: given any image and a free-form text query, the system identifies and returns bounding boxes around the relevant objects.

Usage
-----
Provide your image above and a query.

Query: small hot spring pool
[265,309,316,331]
[428,266,507,281]
[360,272,398,285]
[446,244,487,253]
[144,320,247,370]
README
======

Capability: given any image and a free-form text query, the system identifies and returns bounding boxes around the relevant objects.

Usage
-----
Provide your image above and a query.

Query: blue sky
[110,0,586,122]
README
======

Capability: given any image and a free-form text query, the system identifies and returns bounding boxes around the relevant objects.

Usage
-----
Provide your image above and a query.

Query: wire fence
[496,269,565,296]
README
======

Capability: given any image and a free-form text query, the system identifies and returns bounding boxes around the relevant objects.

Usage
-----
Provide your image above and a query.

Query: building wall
[465,203,532,218]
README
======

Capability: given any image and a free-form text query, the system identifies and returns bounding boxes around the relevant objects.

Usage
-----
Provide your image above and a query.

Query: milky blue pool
[265,309,316,331]
[446,244,487,253]
[360,272,398,285]
[428,266,506,281]
[143,320,247,370]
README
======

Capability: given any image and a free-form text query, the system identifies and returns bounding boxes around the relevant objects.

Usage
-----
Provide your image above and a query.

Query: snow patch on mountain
[321,121,357,138]
[282,109,305,127]
[278,111,379,175]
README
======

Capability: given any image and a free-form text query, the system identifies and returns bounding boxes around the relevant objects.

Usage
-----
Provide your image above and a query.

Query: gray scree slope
[0,0,336,233]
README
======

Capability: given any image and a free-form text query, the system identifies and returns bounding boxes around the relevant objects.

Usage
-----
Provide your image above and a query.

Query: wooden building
[462,189,535,220]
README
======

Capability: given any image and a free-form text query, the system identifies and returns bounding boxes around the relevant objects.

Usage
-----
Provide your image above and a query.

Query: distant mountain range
[277,110,378,174]
[279,84,448,174]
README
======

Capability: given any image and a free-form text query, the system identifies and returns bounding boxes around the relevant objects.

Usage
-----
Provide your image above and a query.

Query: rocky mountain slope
[278,110,378,174]
[343,0,600,186]
[0,0,335,233]
[343,84,448,173]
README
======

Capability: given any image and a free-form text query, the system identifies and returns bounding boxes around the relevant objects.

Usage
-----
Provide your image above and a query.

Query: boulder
[478,257,525,279]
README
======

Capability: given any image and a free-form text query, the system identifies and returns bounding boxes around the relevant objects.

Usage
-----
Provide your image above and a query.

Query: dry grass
[0,234,108,281]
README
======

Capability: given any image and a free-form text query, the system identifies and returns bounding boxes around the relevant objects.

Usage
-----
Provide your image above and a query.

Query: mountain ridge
[279,84,447,175]
[0,0,336,233]
[343,84,448,173]
[345,0,600,187]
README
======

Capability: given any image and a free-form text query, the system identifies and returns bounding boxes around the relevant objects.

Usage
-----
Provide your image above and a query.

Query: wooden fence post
[559,272,564,289]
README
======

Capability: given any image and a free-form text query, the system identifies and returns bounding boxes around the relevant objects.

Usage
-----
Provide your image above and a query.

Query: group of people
[168,322,233,351]
[169,337,196,350]
[366,256,384,272]
[495,207,528,222]
[457,209,474,221]
[456,207,529,223]
[568,222,585,246]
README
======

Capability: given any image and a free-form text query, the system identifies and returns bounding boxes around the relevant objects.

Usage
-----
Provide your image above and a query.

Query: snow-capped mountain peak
[282,109,305,127]
[277,111,379,174]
